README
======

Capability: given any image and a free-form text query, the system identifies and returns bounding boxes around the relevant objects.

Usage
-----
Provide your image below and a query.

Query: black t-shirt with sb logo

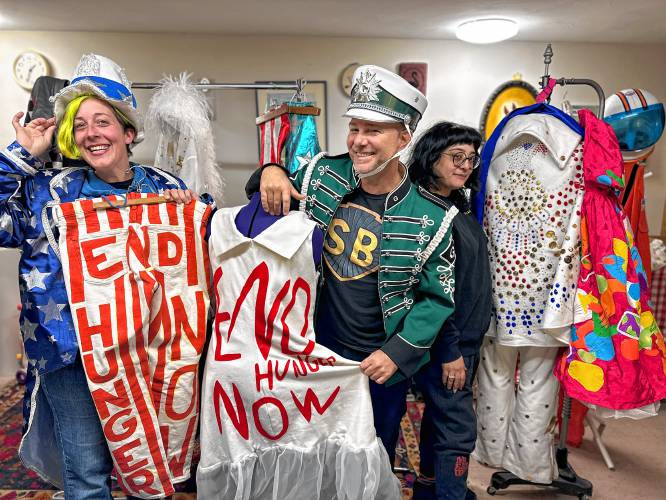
[315,188,387,354]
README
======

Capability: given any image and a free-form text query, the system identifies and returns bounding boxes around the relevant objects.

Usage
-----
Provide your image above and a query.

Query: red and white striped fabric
[54,194,212,498]
[259,114,290,165]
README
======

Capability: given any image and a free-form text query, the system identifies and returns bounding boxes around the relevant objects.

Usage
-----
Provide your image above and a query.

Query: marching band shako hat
[52,53,144,145]
[344,65,427,132]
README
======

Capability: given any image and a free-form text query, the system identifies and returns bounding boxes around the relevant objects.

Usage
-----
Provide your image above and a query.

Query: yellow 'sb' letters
[324,219,349,256]
[350,228,377,267]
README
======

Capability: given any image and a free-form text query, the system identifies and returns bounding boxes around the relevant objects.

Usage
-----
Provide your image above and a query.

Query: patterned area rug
[396,394,425,499]
[0,381,424,499]
[0,382,47,491]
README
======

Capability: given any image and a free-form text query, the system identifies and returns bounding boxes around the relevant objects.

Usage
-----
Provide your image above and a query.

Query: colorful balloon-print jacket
[553,110,666,410]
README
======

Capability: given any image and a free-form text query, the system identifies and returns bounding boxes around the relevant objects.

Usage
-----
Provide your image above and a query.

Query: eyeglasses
[441,151,481,169]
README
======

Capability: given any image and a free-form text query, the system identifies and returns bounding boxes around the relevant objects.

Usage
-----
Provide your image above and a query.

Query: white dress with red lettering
[198,207,401,500]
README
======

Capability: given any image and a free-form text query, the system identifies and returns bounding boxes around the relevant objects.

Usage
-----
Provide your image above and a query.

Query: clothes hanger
[255,78,321,125]
[92,195,168,210]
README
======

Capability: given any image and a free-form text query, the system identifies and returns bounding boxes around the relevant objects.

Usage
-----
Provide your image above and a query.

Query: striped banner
[54,194,212,498]
[259,114,291,165]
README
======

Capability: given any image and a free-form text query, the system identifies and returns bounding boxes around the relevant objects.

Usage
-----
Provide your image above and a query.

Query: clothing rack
[132,80,302,91]
[133,78,315,122]
[486,43,595,500]
[541,42,616,472]
[540,44,606,118]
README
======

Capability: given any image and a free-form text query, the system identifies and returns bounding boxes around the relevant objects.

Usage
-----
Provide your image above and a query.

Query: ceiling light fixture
[456,18,519,44]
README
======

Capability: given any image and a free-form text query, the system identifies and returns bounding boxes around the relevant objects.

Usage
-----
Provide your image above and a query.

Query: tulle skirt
[197,432,401,500]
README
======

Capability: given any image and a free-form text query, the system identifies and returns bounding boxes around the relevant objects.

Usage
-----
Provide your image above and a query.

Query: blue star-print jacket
[0,141,186,378]
[0,141,186,485]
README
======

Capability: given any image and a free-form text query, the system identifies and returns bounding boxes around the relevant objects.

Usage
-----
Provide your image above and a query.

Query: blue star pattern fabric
[5,141,42,175]
[284,101,322,174]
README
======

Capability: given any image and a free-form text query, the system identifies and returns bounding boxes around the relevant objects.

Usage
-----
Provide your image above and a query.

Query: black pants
[413,352,480,500]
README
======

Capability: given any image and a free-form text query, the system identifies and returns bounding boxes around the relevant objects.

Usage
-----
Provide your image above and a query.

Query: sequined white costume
[483,113,584,347]
[474,108,584,483]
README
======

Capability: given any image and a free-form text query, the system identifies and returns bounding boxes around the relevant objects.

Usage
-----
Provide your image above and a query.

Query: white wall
[0,31,665,375]
[1,32,665,221]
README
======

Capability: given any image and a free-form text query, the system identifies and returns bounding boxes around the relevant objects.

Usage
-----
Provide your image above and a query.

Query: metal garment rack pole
[131,81,303,91]
[542,43,614,471]
[132,79,308,113]
[554,78,605,119]
[541,43,606,119]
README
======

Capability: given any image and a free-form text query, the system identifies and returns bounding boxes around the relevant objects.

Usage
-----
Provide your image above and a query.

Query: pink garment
[536,78,557,103]
[554,110,666,409]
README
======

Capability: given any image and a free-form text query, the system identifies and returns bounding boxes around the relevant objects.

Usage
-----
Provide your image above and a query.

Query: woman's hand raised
[12,112,56,158]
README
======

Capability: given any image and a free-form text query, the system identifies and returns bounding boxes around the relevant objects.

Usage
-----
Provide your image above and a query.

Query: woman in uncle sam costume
[0,53,193,499]
[255,64,458,468]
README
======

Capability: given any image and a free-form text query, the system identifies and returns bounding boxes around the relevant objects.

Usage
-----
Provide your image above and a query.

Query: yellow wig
[56,95,133,160]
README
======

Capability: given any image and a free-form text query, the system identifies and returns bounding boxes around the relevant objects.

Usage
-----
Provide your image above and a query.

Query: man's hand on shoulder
[260,165,304,216]
[360,349,398,384]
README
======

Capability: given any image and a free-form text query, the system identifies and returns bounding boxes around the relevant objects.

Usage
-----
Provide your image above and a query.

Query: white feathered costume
[146,74,224,204]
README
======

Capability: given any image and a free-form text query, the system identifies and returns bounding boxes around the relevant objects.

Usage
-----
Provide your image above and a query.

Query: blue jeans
[413,352,480,500]
[40,357,114,500]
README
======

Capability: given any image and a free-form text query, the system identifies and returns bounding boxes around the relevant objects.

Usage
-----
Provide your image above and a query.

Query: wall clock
[340,63,361,96]
[13,51,51,90]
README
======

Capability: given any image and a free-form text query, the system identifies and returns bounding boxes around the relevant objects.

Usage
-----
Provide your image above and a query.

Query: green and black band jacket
[291,152,459,382]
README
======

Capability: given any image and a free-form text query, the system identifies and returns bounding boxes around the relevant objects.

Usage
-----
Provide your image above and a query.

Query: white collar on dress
[490,113,582,170]
[211,206,316,260]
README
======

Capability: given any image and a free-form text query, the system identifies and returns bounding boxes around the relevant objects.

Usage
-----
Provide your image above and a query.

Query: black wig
[408,121,482,206]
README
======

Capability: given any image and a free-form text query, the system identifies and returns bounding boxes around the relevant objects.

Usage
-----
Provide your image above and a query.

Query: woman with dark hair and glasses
[409,122,492,500]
